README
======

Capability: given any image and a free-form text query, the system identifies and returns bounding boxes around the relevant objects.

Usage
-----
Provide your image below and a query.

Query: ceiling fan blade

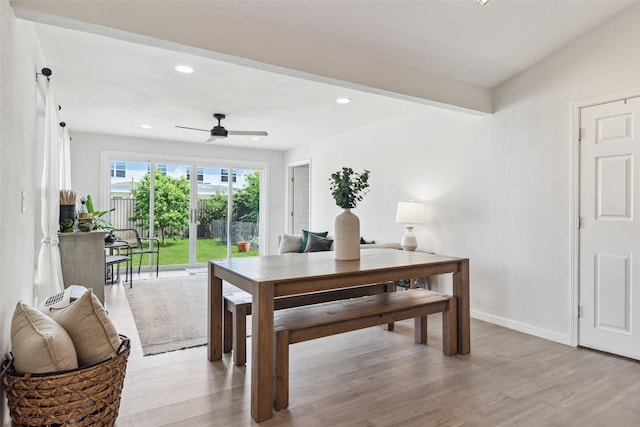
[175,125,209,132]
[227,130,269,136]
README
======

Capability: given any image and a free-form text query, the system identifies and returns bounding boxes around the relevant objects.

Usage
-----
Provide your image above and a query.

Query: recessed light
[336,97,351,104]
[251,137,261,141]
[140,124,152,129]
[174,65,195,74]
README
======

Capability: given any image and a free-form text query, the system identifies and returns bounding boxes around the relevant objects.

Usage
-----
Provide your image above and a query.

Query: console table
[58,231,107,303]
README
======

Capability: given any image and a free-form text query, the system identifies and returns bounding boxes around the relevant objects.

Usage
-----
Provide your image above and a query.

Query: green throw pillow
[300,230,329,252]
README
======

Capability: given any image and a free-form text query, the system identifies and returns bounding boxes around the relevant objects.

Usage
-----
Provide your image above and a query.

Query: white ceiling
[208,0,636,88]
[34,23,426,151]
[27,0,639,151]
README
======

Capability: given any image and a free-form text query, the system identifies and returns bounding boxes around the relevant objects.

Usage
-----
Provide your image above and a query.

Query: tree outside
[234,171,260,223]
[200,171,260,230]
[129,170,190,245]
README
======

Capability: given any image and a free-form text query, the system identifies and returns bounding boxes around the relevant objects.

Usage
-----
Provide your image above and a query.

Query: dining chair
[109,228,160,279]
[105,252,131,286]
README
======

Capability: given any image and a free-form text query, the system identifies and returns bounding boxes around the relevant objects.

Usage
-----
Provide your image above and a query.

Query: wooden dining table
[208,249,470,422]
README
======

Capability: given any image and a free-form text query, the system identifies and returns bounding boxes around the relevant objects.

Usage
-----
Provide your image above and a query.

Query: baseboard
[471,309,572,346]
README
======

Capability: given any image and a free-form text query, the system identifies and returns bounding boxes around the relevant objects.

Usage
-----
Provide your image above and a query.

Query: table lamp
[395,201,424,251]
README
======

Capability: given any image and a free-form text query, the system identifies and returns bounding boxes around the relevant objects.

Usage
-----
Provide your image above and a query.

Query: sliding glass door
[151,162,191,266]
[109,158,262,271]
[194,166,260,262]
[194,166,230,263]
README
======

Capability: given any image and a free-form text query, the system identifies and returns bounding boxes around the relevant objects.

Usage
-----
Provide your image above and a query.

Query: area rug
[124,275,240,356]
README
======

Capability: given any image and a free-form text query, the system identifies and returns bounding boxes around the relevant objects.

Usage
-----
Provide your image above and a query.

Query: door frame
[570,87,640,347]
[286,159,311,235]
[100,150,268,267]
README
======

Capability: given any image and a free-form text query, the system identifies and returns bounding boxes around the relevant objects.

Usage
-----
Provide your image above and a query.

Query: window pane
[150,163,190,266]
[196,166,229,262]
[231,168,260,258]
[110,160,149,232]
[111,161,126,178]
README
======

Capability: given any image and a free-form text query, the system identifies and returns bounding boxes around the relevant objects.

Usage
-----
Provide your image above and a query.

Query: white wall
[0,1,46,423]
[285,107,488,248]
[285,3,640,345]
[68,131,285,254]
[284,105,491,298]
[485,3,640,340]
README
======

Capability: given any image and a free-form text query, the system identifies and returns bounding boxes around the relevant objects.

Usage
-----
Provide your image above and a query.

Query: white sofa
[278,232,400,254]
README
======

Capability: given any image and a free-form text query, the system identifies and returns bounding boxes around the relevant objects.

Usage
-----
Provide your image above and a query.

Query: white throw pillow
[278,234,303,254]
[48,290,121,366]
[11,301,78,374]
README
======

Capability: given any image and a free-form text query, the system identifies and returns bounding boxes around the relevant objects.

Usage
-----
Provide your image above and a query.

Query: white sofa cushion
[278,234,303,254]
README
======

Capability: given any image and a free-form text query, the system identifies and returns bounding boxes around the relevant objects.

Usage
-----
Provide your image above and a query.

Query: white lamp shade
[395,201,424,224]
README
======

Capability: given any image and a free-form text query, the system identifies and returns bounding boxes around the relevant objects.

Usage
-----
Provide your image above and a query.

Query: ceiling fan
[175,113,268,142]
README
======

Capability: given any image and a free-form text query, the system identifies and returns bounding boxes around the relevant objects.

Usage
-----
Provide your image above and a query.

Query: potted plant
[78,195,115,232]
[237,241,251,252]
[328,167,370,260]
[87,195,115,230]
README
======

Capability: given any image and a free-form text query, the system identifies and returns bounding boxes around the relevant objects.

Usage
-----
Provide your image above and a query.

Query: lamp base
[400,225,418,251]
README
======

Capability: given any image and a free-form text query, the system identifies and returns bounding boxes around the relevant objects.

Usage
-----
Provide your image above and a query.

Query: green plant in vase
[329,167,370,209]
[86,195,115,230]
[328,167,370,260]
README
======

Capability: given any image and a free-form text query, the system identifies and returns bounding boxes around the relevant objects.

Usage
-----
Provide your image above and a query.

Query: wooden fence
[109,198,139,231]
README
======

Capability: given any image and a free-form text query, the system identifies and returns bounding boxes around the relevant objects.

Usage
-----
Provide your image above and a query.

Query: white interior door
[291,164,310,234]
[579,97,640,359]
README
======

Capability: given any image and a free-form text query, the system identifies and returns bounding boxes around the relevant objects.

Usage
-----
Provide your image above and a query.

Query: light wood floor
[107,275,640,427]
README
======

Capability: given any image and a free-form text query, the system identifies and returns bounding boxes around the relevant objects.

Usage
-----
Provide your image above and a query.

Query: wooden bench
[273,288,456,410]
[223,282,394,365]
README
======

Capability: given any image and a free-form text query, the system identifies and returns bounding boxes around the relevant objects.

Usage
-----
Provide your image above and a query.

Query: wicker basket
[1,335,130,427]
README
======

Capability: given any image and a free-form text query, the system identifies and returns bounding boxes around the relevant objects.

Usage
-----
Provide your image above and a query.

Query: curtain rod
[59,122,71,140]
[35,68,63,112]
[38,69,68,129]
[36,67,52,81]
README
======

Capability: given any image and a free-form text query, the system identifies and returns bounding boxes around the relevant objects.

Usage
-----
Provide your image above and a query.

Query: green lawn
[130,238,258,267]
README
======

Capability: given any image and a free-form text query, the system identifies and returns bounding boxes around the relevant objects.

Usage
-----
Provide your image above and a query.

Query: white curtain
[60,125,72,189]
[35,81,64,304]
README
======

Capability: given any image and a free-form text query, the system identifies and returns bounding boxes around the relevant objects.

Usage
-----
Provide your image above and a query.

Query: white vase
[334,208,360,260]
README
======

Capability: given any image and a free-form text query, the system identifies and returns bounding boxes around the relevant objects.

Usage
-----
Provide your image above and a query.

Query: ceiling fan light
[211,125,228,138]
